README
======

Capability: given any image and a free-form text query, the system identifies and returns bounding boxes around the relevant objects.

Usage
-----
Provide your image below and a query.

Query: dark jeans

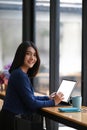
[0,109,15,130]
[0,110,44,130]
[15,113,44,130]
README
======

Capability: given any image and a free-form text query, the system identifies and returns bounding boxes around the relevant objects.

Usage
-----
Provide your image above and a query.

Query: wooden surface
[0,90,6,100]
[40,106,87,129]
[0,99,3,110]
[0,90,5,96]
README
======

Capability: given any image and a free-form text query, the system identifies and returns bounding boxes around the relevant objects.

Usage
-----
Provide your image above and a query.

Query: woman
[0,41,64,130]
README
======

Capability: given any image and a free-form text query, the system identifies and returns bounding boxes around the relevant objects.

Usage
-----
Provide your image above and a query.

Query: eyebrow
[26,50,36,54]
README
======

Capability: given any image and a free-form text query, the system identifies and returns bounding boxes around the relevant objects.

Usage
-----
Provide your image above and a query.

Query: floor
[59,126,76,130]
[43,118,76,130]
[59,123,76,130]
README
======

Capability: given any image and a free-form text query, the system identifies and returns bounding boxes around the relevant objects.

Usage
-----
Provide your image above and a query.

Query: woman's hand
[53,92,64,105]
[49,92,56,99]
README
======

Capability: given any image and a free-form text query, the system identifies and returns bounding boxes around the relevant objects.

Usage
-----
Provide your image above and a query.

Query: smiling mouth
[29,61,34,64]
[28,62,35,66]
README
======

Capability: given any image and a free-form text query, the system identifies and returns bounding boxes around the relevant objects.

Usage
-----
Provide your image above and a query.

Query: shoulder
[9,68,31,86]
[11,68,28,79]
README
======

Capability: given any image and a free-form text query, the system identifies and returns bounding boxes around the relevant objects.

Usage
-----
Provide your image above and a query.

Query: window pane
[59,1,82,129]
[35,0,50,95]
[59,0,82,97]
[0,0,22,70]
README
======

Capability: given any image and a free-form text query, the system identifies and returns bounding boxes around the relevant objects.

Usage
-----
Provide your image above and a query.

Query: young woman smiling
[0,41,64,130]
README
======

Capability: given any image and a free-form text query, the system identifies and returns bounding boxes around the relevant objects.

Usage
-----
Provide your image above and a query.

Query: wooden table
[0,90,6,100]
[39,106,87,130]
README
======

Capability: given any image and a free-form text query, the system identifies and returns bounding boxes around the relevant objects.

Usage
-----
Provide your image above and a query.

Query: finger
[58,92,64,97]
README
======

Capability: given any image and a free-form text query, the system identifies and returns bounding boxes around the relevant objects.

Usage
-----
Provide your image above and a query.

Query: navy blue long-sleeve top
[2,68,55,115]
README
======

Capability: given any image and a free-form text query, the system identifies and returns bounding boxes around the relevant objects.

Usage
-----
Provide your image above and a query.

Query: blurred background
[0,0,82,97]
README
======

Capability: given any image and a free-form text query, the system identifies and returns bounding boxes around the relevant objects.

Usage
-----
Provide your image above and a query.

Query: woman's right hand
[53,92,64,105]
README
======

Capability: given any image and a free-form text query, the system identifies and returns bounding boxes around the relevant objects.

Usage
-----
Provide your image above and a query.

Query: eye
[34,53,36,57]
[26,51,31,55]
[26,51,37,58]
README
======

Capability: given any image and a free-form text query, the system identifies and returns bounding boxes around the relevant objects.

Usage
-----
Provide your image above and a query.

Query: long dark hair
[9,41,40,77]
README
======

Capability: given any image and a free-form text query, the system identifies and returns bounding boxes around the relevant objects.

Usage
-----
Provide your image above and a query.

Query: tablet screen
[57,80,76,102]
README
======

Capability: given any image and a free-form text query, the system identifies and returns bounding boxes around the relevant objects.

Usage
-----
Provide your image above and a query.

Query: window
[35,0,82,98]
[0,0,22,70]
[59,0,82,129]
[35,0,50,95]
[59,0,82,97]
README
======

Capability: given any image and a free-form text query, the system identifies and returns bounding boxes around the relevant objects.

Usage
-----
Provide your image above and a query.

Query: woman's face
[22,46,37,71]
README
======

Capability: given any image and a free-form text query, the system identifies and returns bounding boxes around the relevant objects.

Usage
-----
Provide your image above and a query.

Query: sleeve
[35,95,49,100]
[15,74,55,111]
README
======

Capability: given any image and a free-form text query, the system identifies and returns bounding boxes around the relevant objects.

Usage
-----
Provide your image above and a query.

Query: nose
[30,55,33,59]
[30,54,35,60]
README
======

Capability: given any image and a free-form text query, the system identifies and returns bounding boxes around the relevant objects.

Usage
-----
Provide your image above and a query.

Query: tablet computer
[57,80,77,102]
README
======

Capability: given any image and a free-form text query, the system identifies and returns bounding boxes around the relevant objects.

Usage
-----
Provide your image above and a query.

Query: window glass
[59,0,82,97]
[35,0,82,98]
[0,0,22,70]
[59,1,82,129]
[35,0,50,95]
